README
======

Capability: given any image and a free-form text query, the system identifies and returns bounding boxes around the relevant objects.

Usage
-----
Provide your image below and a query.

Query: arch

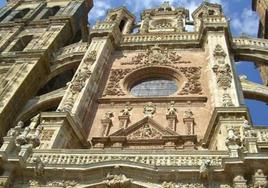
[37,69,75,96]
[123,66,183,95]
[17,87,66,122]
[9,35,33,52]
[119,18,127,32]
[241,77,268,103]
[233,37,268,65]
[40,6,60,19]
[11,8,30,20]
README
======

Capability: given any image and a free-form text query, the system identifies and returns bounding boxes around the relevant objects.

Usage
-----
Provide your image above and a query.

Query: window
[9,35,33,52]
[11,8,30,20]
[119,19,127,32]
[130,77,178,97]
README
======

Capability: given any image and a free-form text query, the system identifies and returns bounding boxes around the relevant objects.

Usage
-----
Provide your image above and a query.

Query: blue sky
[0,0,267,125]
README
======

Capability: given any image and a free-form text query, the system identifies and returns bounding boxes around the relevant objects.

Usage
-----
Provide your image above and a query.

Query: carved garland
[61,51,97,112]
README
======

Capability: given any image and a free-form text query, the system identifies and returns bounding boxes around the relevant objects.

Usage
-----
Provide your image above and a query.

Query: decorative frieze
[26,153,224,167]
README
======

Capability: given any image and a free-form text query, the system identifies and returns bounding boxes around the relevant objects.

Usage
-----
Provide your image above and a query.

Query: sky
[0,0,267,125]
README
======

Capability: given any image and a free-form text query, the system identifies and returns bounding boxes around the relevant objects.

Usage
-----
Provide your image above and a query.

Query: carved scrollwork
[179,67,202,95]
[104,69,132,96]
[121,45,190,66]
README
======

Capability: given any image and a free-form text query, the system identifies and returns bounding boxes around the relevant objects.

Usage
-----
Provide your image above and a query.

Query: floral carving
[213,63,232,90]
[161,182,205,188]
[121,45,190,66]
[212,45,232,90]
[60,50,96,112]
[179,67,202,95]
[104,69,132,96]
[40,129,55,141]
[128,124,162,140]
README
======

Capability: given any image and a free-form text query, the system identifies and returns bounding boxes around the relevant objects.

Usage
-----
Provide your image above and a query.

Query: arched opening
[236,61,268,125]
[9,35,33,52]
[37,69,75,96]
[208,9,216,16]
[11,8,30,20]
[40,6,60,19]
[119,19,127,32]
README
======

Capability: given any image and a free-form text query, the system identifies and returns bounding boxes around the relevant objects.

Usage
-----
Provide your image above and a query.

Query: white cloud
[88,1,112,22]
[231,8,259,36]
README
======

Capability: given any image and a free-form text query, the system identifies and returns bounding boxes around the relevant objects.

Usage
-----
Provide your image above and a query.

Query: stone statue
[103,111,114,120]
[166,103,177,116]
[105,173,132,187]
[200,159,211,179]
[184,109,193,118]
[7,121,23,137]
[120,105,132,116]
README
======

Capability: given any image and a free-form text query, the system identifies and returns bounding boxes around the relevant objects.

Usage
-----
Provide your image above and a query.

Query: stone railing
[233,37,268,49]
[55,42,88,61]
[122,33,199,44]
[26,150,227,167]
[256,129,268,143]
[92,21,115,30]
[203,16,227,24]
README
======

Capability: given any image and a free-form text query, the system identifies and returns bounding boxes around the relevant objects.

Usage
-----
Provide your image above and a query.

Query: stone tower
[0,1,268,187]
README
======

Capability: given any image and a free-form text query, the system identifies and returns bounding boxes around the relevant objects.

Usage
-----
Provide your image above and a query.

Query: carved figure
[184,109,193,118]
[200,159,211,179]
[253,169,268,188]
[7,121,23,137]
[166,103,177,116]
[120,105,132,116]
[161,181,177,188]
[222,93,234,107]
[103,112,114,120]
[105,173,132,187]
[144,103,156,117]
[33,156,45,176]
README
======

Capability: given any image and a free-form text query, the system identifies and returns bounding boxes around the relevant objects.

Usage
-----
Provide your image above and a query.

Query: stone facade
[0,0,267,187]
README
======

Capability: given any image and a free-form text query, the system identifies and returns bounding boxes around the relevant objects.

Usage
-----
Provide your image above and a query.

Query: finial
[160,1,171,9]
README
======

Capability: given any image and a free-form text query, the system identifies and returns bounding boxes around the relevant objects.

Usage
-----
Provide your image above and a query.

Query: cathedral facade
[0,0,267,187]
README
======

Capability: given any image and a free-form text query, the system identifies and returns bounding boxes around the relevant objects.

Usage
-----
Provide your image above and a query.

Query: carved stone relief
[143,103,156,117]
[121,45,190,66]
[127,124,162,140]
[60,50,97,112]
[212,44,232,90]
[104,69,132,96]
[222,93,234,107]
[179,67,202,95]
